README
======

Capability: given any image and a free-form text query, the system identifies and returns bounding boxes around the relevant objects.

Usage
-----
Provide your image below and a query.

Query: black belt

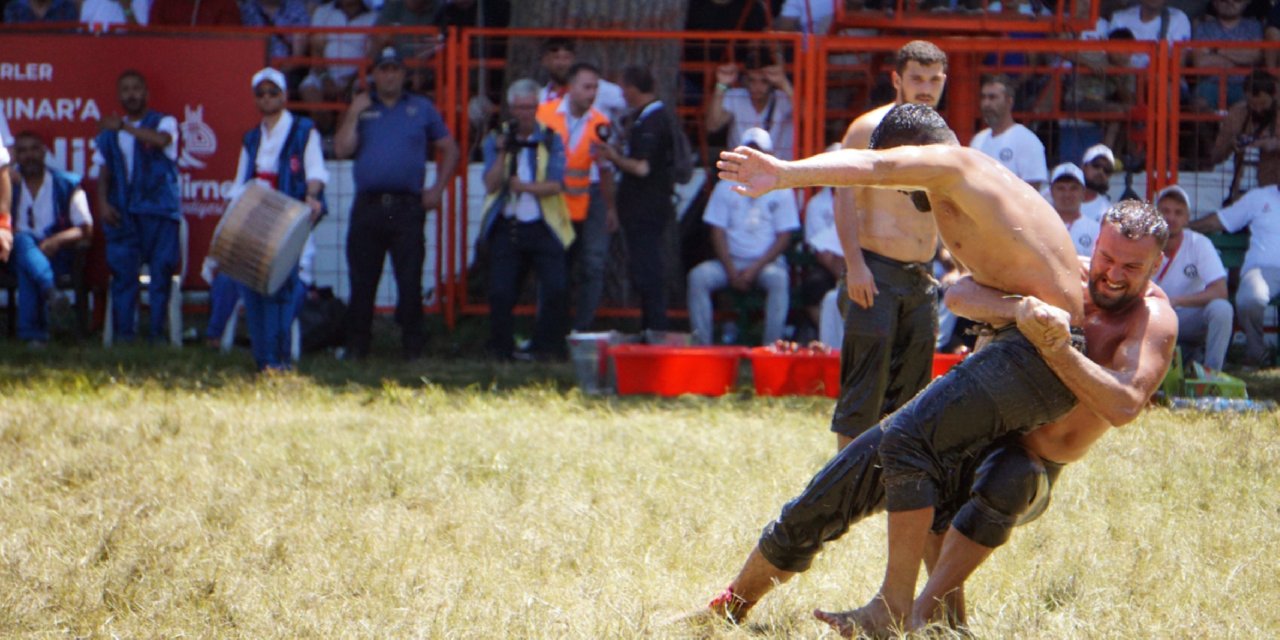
[359,192,419,206]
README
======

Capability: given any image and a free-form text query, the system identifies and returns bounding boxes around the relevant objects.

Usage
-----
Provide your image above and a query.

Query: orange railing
[3,23,1272,330]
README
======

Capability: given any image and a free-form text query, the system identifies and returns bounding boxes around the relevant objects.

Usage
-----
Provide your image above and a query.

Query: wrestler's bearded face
[893,61,947,108]
[1088,224,1160,311]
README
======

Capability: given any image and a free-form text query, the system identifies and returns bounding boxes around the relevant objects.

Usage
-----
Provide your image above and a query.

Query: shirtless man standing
[693,201,1175,636]
[717,103,1086,633]
[831,40,948,452]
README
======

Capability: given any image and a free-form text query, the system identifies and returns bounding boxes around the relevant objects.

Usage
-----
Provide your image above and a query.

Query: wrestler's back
[932,149,1085,322]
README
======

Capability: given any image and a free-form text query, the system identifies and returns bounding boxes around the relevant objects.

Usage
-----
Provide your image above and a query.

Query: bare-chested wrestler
[830,40,948,452]
[691,201,1175,637]
[716,103,1087,634]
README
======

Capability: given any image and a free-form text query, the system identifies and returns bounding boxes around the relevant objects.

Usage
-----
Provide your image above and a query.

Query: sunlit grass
[0,346,1277,637]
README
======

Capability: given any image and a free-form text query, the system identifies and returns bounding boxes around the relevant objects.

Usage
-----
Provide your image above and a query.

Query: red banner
[0,33,265,289]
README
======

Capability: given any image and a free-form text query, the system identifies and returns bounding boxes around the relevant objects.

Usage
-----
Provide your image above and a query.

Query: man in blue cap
[335,46,459,360]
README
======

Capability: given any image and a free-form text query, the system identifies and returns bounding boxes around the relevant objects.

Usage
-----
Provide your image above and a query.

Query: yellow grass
[1,371,1277,638]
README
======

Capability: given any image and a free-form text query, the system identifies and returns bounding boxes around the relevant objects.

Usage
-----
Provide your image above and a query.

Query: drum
[210,182,311,296]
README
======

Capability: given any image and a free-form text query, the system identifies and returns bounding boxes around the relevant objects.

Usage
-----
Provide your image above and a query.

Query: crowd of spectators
[1,2,1278,371]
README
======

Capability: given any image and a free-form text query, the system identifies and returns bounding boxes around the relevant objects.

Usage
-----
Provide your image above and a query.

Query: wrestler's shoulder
[843,104,895,146]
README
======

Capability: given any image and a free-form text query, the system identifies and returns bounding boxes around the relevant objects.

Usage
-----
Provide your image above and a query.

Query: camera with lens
[499,118,537,153]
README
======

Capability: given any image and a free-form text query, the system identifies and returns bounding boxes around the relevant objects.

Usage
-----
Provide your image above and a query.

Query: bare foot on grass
[814,598,903,638]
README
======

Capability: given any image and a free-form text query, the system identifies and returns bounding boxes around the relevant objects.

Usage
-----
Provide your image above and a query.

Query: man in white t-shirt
[775,0,834,35]
[80,0,149,27]
[1049,163,1102,256]
[536,38,627,128]
[1080,144,1115,222]
[707,52,795,160]
[969,74,1048,191]
[1154,185,1232,371]
[688,128,800,345]
[0,131,12,263]
[1107,0,1191,69]
[1191,183,1280,368]
[801,182,847,347]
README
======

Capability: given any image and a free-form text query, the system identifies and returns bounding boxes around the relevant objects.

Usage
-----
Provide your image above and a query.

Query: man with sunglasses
[1080,144,1115,222]
[209,67,328,372]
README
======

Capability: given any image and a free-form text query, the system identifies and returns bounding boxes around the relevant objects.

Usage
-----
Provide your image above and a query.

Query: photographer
[479,78,573,361]
[1210,69,1279,200]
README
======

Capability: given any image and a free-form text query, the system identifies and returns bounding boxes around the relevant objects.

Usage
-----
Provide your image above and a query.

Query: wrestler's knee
[952,446,1045,548]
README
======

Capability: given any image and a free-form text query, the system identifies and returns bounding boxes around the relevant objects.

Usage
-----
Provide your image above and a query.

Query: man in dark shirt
[596,66,676,331]
[334,46,460,360]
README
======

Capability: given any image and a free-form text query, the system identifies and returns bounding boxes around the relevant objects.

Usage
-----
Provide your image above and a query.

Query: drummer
[214,67,328,372]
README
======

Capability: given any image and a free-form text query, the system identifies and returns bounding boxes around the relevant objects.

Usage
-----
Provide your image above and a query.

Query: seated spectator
[1057,29,1137,154]
[799,185,842,343]
[1190,0,1263,112]
[1153,185,1233,371]
[300,0,377,134]
[479,79,571,361]
[1190,183,1280,368]
[706,50,795,160]
[775,0,833,35]
[239,0,311,81]
[8,131,92,346]
[1108,0,1192,69]
[80,0,149,27]
[1049,162,1103,256]
[4,0,78,23]
[687,128,799,345]
[1209,69,1279,194]
[149,0,241,25]
[1081,144,1116,221]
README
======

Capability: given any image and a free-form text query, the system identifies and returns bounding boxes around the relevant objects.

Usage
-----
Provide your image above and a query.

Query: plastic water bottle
[1169,397,1278,413]
[721,321,739,345]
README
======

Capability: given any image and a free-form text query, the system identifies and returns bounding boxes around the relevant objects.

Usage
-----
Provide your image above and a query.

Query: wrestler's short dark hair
[621,65,654,94]
[1104,199,1169,250]
[567,62,600,83]
[869,103,957,150]
[896,40,948,73]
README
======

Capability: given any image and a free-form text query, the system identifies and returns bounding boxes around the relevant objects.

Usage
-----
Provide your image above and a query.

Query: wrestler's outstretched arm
[717,145,968,198]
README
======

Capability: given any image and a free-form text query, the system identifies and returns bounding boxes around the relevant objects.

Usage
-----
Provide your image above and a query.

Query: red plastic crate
[932,352,966,379]
[610,345,747,397]
[748,347,842,397]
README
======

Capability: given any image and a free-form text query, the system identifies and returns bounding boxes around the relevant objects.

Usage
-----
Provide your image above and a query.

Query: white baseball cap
[251,67,287,92]
[741,127,774,153]
[1155,184,1191,207]
[1082,144,1115,168]
[1050,162,1085,185]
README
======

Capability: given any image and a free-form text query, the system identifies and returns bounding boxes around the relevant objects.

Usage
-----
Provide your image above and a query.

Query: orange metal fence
[3,24,1272,330]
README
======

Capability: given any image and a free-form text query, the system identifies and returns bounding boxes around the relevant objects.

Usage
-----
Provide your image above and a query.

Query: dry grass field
[1,344,1278,638]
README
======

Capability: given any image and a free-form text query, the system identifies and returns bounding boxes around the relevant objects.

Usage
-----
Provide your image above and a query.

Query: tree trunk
[505,0,689,104]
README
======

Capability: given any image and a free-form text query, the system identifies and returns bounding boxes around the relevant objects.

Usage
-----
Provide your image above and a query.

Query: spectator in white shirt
[80,0,149,27]
[1049,163,1103,257]
[970,74,1048,191]
[706,51,796,160]
[1190,183,1280,368]
[687,128,800,345]
[1153,185,1233,371]
[536,38,627,127]
[1107,0,1191,69]
[1080,144,1115,221]
[299,0,377,134]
